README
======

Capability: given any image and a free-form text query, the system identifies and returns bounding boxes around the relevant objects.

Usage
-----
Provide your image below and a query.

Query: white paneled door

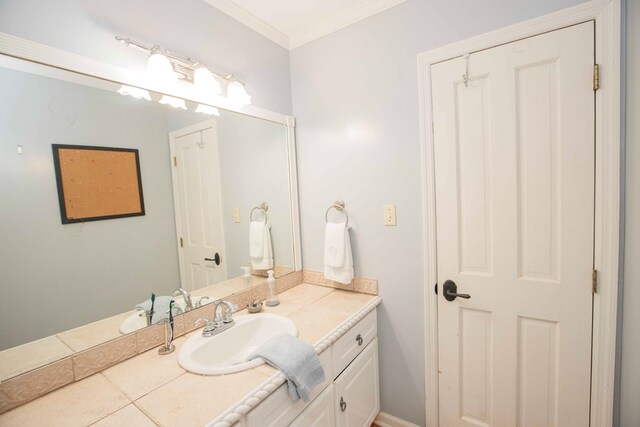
[432,22,595,427]
[170,122,227,291]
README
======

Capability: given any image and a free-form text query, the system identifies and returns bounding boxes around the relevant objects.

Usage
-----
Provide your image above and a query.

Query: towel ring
[250,202,269,223]
[325,200,348,228]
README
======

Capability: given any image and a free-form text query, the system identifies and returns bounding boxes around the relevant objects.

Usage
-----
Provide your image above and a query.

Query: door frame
[417,0,621,425]
[169,119,228,289]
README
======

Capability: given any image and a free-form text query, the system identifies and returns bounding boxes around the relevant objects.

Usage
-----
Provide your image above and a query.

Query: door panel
[432,22,594,427]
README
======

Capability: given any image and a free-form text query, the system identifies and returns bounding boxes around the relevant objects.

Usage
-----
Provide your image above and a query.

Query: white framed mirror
[0,33,301,381]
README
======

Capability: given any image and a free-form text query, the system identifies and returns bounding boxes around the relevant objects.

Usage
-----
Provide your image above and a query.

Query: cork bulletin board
[52,144,145,224]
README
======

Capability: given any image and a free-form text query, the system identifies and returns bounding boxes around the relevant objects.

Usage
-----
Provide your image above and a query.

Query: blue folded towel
[247,334,325,402]
[135,295,174,323]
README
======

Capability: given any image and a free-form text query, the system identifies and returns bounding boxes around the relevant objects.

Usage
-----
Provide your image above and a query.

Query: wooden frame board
[52,144,145,223]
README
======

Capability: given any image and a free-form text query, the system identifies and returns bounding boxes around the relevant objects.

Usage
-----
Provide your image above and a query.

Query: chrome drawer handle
[356,334,363,346]
[340,396,347,412]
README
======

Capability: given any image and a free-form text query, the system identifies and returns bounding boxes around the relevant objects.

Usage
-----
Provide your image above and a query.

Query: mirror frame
[0,31,302,379]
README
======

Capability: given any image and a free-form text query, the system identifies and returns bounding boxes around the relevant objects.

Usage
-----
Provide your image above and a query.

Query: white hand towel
[250,221,273,270]
[250,221,265,258]
[324,224,354,284]
[324,222,346,268]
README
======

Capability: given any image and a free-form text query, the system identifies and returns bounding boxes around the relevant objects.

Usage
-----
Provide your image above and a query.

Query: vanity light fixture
[195,104,221,116]
[227,80,251,107]
[116,36,250,106]
[159,95,187,110]
[194,66,221,95]
[117,85,152,101]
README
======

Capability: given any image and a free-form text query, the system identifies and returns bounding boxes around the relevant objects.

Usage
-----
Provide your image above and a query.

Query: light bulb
[194,67,221,95]
[159,95,187,110]
[195,104,220,116]
[227,81,251,107]
[147,51,177,86]
[117,85,151,101]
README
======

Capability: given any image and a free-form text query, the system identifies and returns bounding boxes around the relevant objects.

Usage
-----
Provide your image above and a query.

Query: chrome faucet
[194,299,237,337]
[214,300,236,324]
[173,288,194,311]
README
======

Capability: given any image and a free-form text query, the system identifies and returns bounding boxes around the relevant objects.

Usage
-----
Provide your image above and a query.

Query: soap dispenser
[241,266,252,288]
[266,270,279,306]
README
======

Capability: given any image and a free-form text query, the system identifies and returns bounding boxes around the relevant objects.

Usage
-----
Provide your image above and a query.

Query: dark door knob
[204,253,221,265]
[443,280,471,301]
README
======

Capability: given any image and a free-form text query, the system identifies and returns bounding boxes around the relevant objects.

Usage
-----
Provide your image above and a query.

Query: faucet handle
[195,296,210,308]
[195,317,216,330]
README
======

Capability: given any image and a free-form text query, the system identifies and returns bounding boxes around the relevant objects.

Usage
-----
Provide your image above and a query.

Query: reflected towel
[246,334,325,402]
[324,223,354,284]
[250,220,273,270]
[135,295,173,323]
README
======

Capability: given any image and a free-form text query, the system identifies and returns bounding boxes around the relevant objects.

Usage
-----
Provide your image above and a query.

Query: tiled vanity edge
[207,295,382,427]
[0,269,377,414]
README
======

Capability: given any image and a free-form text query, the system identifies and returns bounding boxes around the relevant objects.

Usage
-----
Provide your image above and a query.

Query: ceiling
[203,0,408,50]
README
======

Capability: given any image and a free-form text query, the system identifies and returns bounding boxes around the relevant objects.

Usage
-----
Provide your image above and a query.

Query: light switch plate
[384,204,396,226]
[233,208,241,223]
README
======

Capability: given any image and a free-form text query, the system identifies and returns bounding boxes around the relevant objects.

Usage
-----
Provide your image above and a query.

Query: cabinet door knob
[340,396,347,412]
[356,334,363,346]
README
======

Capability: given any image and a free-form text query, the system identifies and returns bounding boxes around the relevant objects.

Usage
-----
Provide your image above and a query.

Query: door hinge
[593,64,600,91]
[179,237,183,248]
[173,156,177,167]
[592,269,598,293]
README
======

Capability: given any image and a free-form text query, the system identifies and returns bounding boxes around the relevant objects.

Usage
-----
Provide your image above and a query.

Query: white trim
[286,125,303,271]
[201,0,290,49]
[417,1,621,426]
[0,32,295,127]
[374,411,421,427]
[288,0,408,49]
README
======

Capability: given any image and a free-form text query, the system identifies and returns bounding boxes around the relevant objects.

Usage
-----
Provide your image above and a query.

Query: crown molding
[202,0,408,51]
[289,0,407,49]
[202,0,290,49]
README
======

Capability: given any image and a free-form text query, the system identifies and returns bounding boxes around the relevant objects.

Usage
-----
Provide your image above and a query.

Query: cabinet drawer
[332,309,377,377]
[246,348,332,427]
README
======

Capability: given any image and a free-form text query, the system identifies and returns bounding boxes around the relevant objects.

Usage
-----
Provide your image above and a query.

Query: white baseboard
[374,411,421,427]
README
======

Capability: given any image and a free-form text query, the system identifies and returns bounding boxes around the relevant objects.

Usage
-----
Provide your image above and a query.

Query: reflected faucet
[173,288,194,311]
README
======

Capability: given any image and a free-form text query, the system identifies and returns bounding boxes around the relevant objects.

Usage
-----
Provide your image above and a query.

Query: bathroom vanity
[0,282,381,426]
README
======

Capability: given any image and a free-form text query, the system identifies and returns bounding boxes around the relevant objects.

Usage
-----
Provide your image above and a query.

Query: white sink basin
[119,300,187,334]
[178,313,298,375]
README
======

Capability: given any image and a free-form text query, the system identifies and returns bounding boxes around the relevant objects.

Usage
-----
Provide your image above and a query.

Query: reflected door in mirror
[171,122,227,291]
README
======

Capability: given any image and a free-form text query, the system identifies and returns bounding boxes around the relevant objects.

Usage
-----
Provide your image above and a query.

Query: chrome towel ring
[325,200,348,228]
[250,202,269,223]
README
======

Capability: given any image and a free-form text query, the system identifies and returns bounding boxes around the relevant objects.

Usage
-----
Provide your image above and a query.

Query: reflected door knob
[443,280,471,301]
[204,253,221,265]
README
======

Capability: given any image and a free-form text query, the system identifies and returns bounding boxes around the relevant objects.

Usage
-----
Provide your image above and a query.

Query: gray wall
[0,0,292,115]
[289,0,588,424]
[619,0,639,425]
[217,112,294,275]
[0,67,180,349]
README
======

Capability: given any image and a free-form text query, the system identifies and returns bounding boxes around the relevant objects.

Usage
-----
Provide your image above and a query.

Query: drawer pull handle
[356,334,363,346]
[340,396,347,412]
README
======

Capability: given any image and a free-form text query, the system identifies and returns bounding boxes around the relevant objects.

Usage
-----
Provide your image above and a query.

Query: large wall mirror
[0,49,300,381]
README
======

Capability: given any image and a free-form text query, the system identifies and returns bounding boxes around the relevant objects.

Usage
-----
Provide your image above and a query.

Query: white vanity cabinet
[333,339,379,427]
[244,309,379,427]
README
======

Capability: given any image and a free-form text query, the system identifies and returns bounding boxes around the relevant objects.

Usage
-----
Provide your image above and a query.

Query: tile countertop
[0,284,379,427]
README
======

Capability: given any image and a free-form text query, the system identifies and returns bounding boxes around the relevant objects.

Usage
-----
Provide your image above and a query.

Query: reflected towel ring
[325,200,348,228]
[250,202,269,223]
